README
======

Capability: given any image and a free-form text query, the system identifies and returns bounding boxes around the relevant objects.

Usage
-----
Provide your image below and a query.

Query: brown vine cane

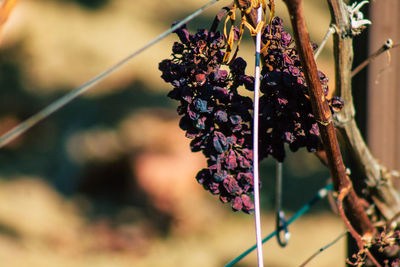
[282,0,380,266]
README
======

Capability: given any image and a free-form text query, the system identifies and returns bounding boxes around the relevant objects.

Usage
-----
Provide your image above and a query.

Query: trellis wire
[299,230,347,267]
[313,24,335,60]
[224,183,333,267]
[275,161,290,247]
[252,4,264,267]
[0,0,223,149]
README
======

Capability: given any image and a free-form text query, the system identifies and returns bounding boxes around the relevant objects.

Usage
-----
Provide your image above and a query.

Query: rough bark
[327,0,400,225]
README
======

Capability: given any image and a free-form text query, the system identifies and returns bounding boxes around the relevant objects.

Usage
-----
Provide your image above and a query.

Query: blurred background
[0,0,348,266]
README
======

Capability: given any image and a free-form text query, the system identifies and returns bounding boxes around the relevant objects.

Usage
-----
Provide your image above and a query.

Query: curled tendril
[222,0,275,63]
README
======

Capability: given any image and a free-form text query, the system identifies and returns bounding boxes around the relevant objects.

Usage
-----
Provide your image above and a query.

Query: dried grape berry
[159,24,256,213]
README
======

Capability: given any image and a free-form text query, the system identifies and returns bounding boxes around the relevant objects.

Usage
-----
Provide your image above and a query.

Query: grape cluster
[159,24,256,213]
[159,18,343,213]
[258,17,343,162]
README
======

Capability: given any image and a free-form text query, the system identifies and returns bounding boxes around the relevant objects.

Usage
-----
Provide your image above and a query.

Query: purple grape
[159,24,256,213]
[159,17,343,213]
[258,17,343,162]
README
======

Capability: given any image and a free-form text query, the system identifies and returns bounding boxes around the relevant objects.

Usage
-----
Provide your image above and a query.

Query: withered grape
[258,17,342,162]
[159,24,256,213]
[159,17,343,213]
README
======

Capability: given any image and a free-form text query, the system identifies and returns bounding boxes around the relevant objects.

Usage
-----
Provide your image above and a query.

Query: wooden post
[368,0,400,172]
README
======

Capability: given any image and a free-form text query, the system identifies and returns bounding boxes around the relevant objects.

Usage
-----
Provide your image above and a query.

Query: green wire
[224,183,333,267]
[0,0,222,149]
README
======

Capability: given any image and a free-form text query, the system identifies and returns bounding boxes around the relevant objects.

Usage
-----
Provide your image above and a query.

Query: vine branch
[282,0,375,239]
[326,0,400,225]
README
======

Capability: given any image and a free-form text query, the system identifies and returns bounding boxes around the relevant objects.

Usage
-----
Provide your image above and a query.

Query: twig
[336,187,381,267]
[351,39,400,77]
[0,0,221,149]
[299,231,347,267]
[252,4,264,267]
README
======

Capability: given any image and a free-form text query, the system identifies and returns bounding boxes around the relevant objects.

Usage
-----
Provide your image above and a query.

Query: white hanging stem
[252,4,264,267]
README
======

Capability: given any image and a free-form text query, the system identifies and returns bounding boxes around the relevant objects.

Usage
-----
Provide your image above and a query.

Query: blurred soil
[0,177,345,267]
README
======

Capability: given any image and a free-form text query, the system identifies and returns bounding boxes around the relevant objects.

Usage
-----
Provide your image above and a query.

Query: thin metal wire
[276,162,283,212]
[253,4,264,267]
[0,0,222,149]
[275,161,290,247]
[224,183,333,267]
[313,24,335,60]
[299,230,347,267]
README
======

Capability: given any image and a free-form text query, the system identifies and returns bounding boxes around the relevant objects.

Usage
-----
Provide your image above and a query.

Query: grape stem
[235,0,269,60]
